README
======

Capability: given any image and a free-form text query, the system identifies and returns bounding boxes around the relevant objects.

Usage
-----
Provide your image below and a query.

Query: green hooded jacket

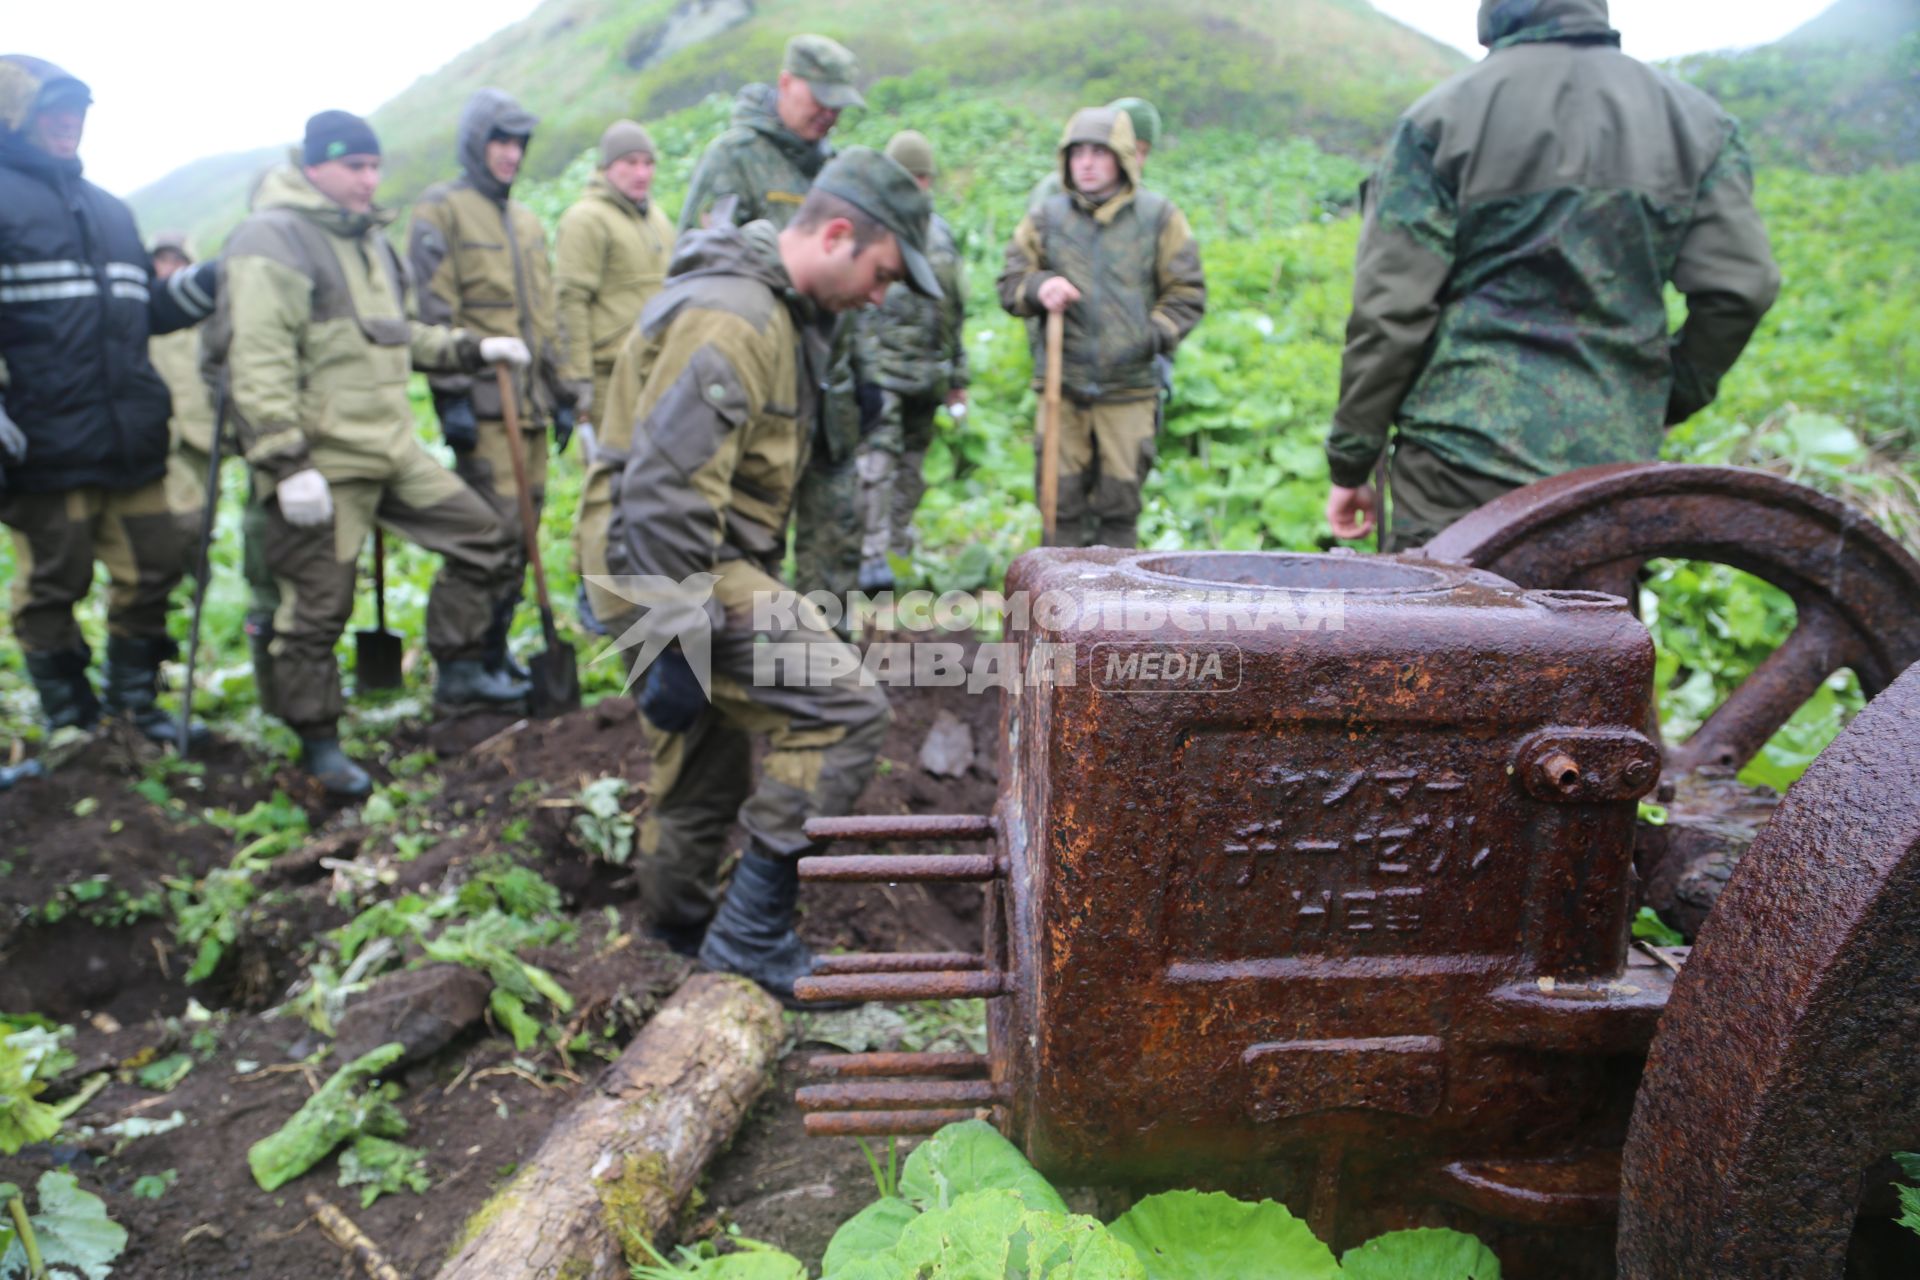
[997,107,1206,403]
[221,165,480,483]
[1325,0,1780,490]
[855,212,967,399]
[553,173,676,386]
[407,89,562,425]
[678,83,829,234]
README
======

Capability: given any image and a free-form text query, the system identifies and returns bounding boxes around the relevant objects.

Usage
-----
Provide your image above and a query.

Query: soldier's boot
[24,648,101,731]
[857,556,895,594]
[697,849,846,1008]
[299,737,371,799]
[482,596,530,682]
[433,659,531,713]
[101,636,210,749]
[646,919,708,959]
[574,581,609,638]
[245,611,279,718]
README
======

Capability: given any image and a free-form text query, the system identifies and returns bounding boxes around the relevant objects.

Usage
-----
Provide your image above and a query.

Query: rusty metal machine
[791,463,1920,1278]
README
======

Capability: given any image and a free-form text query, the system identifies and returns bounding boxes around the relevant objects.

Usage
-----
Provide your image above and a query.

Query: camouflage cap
[783,34,864,111]
[884,130,936,179]
[148,230,194,261]
[812,146,940,300]
[1106,97,1162,148]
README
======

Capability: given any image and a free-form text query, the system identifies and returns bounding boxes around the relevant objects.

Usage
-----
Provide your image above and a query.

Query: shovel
[1038,309,1065,544]
[496,360,581,717]
[354,531,405,691]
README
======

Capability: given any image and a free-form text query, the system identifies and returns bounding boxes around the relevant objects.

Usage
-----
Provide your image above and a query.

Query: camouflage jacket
[149,325,215,455]
[678,84,829,234]
[407,90,562,425]
[998,108,1205,403]
[1324,0,1780,490]
[554,175,675,383]
[602,221,834,645]
[856,212,967,399]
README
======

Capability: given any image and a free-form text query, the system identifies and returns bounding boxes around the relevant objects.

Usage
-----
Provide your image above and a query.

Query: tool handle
[372,531,388,631]
[1039,309,1064,543]
[494,362,560,636]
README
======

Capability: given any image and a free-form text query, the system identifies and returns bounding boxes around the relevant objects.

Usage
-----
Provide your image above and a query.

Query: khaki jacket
[149,326,215,455]
[553,175,675,385]
[222,166,478,483]
[601,221,832,644]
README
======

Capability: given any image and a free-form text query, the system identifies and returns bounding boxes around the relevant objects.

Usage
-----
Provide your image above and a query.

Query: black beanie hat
[303,110,380,165]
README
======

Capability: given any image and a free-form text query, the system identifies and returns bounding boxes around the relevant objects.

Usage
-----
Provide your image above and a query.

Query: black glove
[639,648,707,734]
[553,405,576,454]
[436,395,477,451]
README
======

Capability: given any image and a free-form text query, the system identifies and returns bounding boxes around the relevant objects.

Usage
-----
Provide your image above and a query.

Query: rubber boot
[646,919,707,959]
[24,648,101,731]
[0,760,45,790]
[433,658,531,711]
[857,556,895,594]
[483,596,530,682]
[697,850,841,1008]
[300,737,371,798]
[102,635,208,748]
[245,611,279,718]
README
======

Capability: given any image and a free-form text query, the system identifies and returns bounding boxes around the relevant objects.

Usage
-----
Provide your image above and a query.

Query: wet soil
[0,636,1003,1278]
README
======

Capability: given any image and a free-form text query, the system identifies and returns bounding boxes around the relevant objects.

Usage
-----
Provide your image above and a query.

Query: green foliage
[134,1052,194,1093]
[0,1171,130,1279]
[898,1120,1068,1215]
[0,1022,74,1155]
[633,1236,811,1280]
[206,790,310,860]
[167,864,260,984]
[1107,1191,1337,1280]
[573,777,638,865]
[1632,907,1686,948]
[337,1135,432,1208]
[1339,1229,1501,1279]
[247,1042,409,1192]
[129,1170,179,1201]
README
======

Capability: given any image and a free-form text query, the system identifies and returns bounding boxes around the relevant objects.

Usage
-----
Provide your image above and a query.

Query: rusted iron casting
[1617,664,1920,1278]
[801,548,1665,1268]
[1425,462,1920,776]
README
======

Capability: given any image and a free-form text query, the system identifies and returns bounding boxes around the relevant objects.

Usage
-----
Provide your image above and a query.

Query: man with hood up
[1324,0,1780,550]
[221,110,533,796]
[999,107,1206,548]
[599,147,940,1001]
[0,55,221,760]
[408,88,568,681]
[558,119,676,636]
[677,36,873,617]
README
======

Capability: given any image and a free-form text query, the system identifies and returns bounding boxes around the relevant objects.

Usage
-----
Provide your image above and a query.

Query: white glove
[479,336,531,367]
[277,468,334,527]
[0,404,26,464]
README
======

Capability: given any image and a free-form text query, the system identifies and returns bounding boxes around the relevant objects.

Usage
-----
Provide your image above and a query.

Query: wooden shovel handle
[495,361,554,614]
[1039,309,1064,543]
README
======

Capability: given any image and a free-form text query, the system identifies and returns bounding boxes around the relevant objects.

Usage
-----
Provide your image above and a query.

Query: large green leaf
[1023,1208,1148,1279]
[1340,1228,1502,1280]
[898,1120,1068,1214]
[822,1195,919,1274]
[247,1042,407,1191]
[1107,1190,1339,1280]
[885,1189,1029,1278]
[0,1171,129,1279]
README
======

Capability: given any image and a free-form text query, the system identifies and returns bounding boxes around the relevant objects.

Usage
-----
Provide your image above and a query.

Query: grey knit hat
[599,119,655,167]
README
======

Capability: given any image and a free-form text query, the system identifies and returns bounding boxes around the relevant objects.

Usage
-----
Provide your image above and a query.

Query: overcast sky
[8,0,1839,198]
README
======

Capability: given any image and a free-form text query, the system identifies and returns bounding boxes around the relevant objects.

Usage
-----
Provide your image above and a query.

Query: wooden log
[434,973,784,1280]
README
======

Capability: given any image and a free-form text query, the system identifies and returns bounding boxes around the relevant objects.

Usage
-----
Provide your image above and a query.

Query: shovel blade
[354,629,405,691]
[527,646,581,718]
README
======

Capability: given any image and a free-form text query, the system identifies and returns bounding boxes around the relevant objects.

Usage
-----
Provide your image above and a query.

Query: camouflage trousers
[258,442,518,737]
[0,479,191,654]
[1384,438,1523,552]
[636,559,890,930]
[449,417,548,644]
[791,450,863,604]
[1039,397,1158,549]
[856,391,941,562]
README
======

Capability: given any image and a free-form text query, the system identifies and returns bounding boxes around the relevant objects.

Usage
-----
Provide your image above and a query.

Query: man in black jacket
[0,55,219,748]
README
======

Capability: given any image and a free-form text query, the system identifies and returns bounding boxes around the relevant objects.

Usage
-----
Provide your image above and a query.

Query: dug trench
[0,635,1000,1278]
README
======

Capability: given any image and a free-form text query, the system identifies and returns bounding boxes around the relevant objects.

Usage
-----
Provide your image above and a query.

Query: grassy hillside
[129,0,1464,248]
[1670,0,1920,172]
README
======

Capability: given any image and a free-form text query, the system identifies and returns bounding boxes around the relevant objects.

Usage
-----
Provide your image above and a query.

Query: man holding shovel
[998,106,1205,547]
[221,110,532,796]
